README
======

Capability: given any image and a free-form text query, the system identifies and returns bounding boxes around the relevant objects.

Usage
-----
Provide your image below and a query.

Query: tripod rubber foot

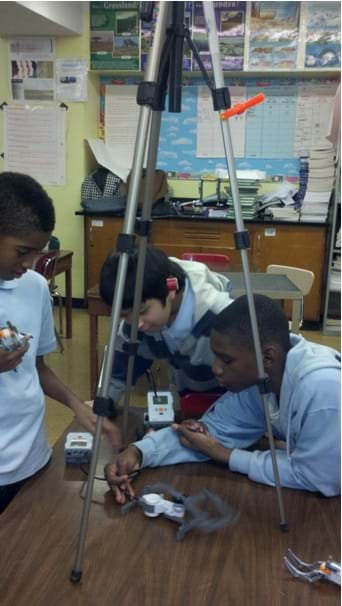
[70,569,82,583]
[280,522,289,532]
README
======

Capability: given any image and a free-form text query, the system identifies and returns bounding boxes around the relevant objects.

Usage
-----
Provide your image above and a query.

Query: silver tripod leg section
[122,110,163,444]
[203,1,287,529]
[99,1,169,402]
[70,2,171,582]
[70,347,107,581]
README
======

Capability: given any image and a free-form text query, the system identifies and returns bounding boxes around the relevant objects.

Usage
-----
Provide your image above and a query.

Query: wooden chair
[181,252,230,271]
[33,251,64,352]
[266,264,315,328]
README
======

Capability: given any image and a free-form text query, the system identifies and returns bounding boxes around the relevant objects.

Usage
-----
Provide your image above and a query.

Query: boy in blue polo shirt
[0,172,119,513]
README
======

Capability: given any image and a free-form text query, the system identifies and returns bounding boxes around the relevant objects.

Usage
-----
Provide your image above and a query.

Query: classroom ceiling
[0,1,85,37]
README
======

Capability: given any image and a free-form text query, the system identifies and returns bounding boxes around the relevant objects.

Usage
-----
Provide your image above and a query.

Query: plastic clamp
[212,88,231,111]
[234,230,250,250]
[135,218,152,237]
[116,233,136,254]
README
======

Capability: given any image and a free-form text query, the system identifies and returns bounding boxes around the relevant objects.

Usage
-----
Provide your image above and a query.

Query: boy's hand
[71,400,123,449]
[104,445,141,504]
[170,419,208,448]
[179,419,209,435]
[0,340,30,372]
[172,423,232,464]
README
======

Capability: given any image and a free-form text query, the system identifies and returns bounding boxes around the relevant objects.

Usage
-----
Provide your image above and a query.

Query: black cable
[145,369,158,396]
[80,465,140,483]
[80,465,106,481]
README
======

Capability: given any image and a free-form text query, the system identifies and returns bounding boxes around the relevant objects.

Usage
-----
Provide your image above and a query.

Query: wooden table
[87,273,302,398]
[0,420,339,606]
[55,249,73,338]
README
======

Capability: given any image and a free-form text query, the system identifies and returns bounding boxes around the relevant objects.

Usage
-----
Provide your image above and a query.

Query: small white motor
[141,493,185,520]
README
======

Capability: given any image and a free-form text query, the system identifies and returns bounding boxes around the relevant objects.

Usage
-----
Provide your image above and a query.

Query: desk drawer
[151,220,247,266]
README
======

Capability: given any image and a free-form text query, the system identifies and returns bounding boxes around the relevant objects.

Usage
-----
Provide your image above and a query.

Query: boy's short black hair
[0,172,55,236]
[100,245,186,308]
[212,294,291,352]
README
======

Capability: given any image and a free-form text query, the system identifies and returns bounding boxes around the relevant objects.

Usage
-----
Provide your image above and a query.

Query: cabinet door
[151,219,250,269]
[85,217,123,291]
[252,224,327,321]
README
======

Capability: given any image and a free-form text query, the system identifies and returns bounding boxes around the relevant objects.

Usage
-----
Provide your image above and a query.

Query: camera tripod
[70,1,287,583]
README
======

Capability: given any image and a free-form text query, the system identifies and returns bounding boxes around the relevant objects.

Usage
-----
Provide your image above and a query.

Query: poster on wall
[8,37,56,102]
[90,1,140,71]
[140,3,159,73]
[3,105,66,186]
[140,2,192,72]
[192,1,246,71]
[248,2,300,70]
[294,79,339,154]
[197,85,246,157]
[56,59,88,102]
[303,2,341,69]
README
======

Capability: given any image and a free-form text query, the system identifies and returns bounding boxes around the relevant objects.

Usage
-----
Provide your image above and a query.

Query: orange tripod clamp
[220,92,265,120]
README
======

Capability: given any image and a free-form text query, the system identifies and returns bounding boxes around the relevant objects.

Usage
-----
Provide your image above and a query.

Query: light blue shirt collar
[0,278,19,290]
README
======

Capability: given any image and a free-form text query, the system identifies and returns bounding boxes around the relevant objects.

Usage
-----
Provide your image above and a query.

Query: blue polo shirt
[0,270,56,485]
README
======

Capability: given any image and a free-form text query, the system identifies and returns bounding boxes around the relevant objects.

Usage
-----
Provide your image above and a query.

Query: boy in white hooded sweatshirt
[105,295,341,500]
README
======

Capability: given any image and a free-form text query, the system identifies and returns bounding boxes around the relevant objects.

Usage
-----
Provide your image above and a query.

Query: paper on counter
[215,168,266,180]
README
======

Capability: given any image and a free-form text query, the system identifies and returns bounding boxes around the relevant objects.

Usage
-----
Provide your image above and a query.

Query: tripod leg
[70,416,104,582]
[70,2,171,582]
[203,1,287,530]
[122,110,163,444]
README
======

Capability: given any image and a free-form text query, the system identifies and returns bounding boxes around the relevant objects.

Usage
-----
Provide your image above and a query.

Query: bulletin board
[94,1,340,178]
[100,75,339,178]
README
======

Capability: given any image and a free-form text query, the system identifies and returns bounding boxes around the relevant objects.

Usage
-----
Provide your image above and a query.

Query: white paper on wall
[3,105,66,186]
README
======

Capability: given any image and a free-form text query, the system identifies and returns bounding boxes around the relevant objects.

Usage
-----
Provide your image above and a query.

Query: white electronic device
[145,390,174,429]
[64,432,93,465]
[141,493,185,520]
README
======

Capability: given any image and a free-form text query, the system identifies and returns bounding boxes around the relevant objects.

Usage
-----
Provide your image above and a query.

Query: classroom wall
[0,3,339,298]
[0,7,98,299]
[0,5,200,299]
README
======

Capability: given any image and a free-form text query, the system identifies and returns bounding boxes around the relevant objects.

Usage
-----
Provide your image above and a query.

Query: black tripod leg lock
[93,396,117,418]
[135,218,152,237]
[234,230,250,250]
[116,233,136,254]
[212,87,231,111]
[137,81,158,107]
[257,376,271,394]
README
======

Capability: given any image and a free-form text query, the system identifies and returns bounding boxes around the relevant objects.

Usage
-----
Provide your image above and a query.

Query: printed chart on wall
[8,37,56,102]
[191,1,246,71]
[302,1,341,69]
[3,105,66,186]
[197,85,246,158]
[90,2,140,70]
[247,1,300,70]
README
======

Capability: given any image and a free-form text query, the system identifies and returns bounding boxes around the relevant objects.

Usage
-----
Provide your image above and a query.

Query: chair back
[266,265,314,296]
[179,392,222,419]
[34,251,59,283]
[181,252,230,271]
[266,264,314,329]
